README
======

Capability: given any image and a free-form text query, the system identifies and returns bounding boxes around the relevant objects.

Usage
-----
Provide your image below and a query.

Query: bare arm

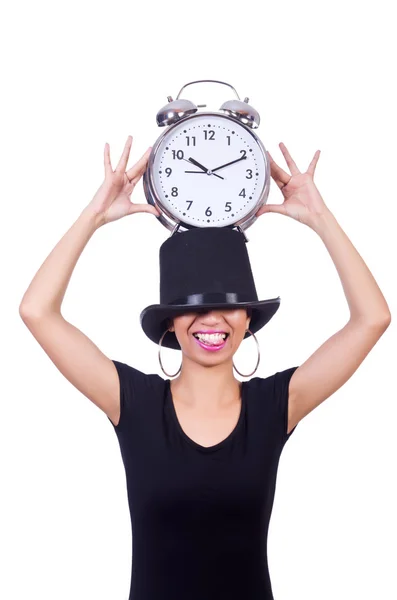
[19,136,160,425]
[288,209,391,433]
[19,208,122,423]
[257,143,391,434]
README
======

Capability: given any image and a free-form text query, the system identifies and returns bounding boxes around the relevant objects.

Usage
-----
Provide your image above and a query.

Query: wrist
[308,208,337,236]
[80,206,106,230]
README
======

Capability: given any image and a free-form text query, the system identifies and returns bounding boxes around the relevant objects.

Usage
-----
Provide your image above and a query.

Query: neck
[170,356,242,410]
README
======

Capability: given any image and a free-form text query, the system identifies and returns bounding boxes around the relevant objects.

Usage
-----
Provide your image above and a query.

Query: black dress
[108,360,299,600]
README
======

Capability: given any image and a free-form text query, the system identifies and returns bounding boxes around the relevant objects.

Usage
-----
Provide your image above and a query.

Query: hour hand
[185,157,225,180]
[188,157,209,172]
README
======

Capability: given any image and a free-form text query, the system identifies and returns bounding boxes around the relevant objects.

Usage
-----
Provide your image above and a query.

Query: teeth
[194,332,227,344]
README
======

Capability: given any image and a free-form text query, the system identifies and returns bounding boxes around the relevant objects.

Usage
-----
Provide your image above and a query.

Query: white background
[2,1,396,598]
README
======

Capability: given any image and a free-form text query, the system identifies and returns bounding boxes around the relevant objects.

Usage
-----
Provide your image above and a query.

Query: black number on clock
[240,150,247,159]
[204,130,215,141]
[186,200,193,210]
[239,188,246,198]
[246,169,253,179]
[186,136,196,146]
[205,206,212,216]
[225,202,232,212]
[172,150,184,159]
[171,187,178,197]
[226,136,231,146]
[165,167,172,177]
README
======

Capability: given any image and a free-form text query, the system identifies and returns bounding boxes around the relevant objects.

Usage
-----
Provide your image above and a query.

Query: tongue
[199,337,224,346]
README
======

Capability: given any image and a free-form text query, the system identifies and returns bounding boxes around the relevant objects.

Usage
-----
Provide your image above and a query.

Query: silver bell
[219,97,260,129]
[156,96,198,127]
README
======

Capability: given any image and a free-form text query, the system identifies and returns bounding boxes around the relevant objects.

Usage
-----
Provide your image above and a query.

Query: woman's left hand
[256,142,330,228]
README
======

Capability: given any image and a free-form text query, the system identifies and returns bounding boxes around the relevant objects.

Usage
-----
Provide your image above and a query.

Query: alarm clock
[143,79,270,237]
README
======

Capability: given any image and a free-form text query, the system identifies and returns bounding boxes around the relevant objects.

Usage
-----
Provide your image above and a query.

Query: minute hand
[211,155,247,173]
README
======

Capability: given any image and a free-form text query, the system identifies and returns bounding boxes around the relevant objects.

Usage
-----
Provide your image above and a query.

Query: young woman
[19,136,391,600]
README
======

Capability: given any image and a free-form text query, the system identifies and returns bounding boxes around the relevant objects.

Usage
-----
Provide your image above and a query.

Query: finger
[124,171,133,187]
[273,178,291,192]
[126,146,152,181]
[307,149,321,177]
[127,160,149,187]
[256,203,288,217]
[104,143,113,177]
[115,135,133,173]
[125,155,153,192]
[267,150,291,186]
[128,203,161,216]
[279,142,301,175]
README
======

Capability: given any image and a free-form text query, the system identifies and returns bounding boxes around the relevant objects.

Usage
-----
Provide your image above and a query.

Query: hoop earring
[233,328,260,377]
[158,327,260,378]
[158,329,182,378]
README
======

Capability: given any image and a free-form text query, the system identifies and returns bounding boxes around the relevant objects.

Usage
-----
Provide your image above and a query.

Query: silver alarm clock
[143,79,270,237]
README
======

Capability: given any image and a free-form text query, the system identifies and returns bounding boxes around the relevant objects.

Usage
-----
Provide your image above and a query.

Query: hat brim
[140,297,281,350]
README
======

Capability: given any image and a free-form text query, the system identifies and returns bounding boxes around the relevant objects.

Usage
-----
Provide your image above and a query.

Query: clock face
[149,113,269,227]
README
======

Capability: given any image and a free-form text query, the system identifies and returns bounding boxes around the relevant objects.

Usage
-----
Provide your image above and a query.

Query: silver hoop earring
[158,329,182,378]
[233,328,260,377]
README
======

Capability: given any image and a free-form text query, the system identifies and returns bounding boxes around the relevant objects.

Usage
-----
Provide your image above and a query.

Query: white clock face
[150,113,268,227]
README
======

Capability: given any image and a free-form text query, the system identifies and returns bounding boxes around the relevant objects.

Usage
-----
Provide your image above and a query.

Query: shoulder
[109,360,165,430]
[246,366,299,441]
[247,366,298,397]
[112,359,163,386]
[112,359,166,401]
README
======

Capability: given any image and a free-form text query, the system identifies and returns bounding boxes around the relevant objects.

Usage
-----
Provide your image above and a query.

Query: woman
[19,136,391,599]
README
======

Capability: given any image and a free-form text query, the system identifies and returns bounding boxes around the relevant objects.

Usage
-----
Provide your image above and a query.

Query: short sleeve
[108,359,149,432]
[273,366,299,443]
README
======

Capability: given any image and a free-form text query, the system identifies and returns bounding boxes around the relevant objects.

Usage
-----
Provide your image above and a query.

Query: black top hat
[140,227,281,350]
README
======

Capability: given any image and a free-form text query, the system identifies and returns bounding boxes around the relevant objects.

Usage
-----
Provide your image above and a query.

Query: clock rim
[143,111,270,232]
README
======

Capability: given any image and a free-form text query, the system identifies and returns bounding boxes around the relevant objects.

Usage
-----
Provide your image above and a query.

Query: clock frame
[143,111,270,233]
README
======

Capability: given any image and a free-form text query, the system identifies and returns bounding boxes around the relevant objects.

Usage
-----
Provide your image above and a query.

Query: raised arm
[256,143,391,434]
[19,136,160,426]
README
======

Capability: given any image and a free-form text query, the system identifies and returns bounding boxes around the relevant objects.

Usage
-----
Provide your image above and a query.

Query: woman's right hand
[86,135,161,226]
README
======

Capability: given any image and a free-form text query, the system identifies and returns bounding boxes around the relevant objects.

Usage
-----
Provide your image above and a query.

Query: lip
[193,335,228,352]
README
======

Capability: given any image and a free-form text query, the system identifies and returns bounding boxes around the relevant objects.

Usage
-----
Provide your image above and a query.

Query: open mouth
[192,332,230,346]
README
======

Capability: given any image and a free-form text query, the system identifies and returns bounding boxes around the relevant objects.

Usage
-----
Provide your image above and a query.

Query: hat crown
[159,227,258,306]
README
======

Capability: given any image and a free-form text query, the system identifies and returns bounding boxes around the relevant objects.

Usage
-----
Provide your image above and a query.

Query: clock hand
[184,169,224,180]
[187,157,210,172]
[211,155,247,173]
[184,157,224,180]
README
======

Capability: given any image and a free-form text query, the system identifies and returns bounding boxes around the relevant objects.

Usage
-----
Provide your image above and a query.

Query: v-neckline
[166,378,246,453]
